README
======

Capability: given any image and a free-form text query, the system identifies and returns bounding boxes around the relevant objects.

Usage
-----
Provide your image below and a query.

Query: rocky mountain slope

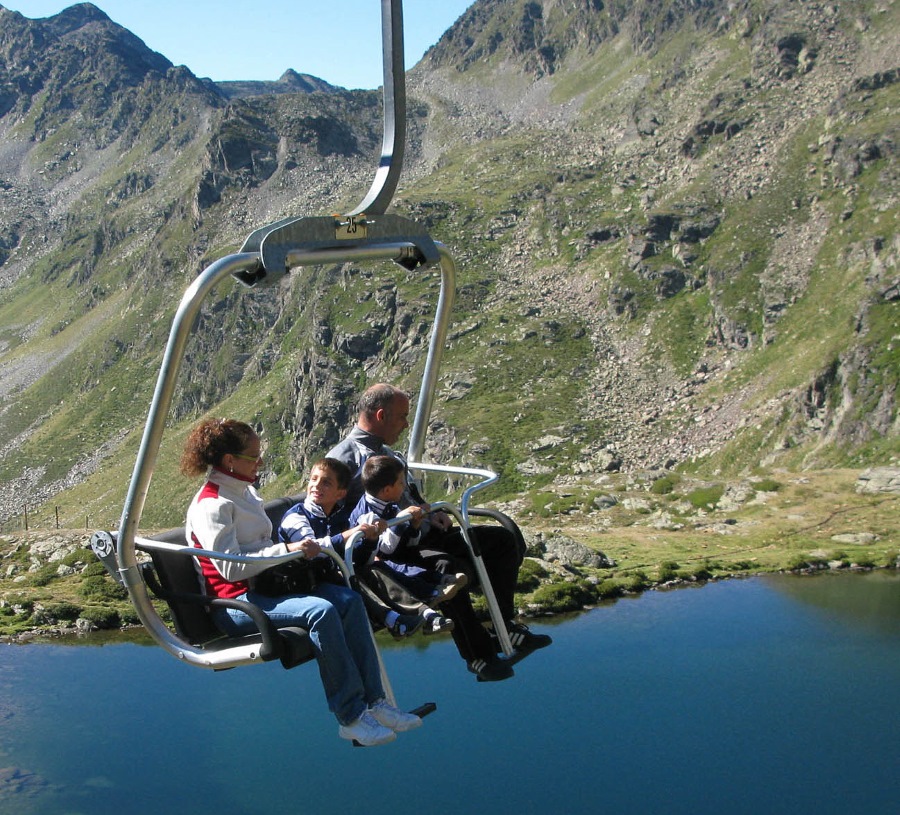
[0,0,897,530]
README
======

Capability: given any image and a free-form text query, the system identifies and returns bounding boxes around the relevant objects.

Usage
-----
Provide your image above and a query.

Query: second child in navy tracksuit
[349,455,467,633]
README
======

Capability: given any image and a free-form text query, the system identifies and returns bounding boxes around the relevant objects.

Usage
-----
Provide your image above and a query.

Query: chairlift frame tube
[407,247,455,464]
[117,253,260,669]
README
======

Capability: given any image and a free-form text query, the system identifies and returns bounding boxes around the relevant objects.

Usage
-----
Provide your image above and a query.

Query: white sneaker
[338,711,397,746]
[369,699,423,732]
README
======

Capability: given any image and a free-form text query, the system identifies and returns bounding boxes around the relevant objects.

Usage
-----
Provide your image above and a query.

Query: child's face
[380,472,406,503]
[307,465,347,512]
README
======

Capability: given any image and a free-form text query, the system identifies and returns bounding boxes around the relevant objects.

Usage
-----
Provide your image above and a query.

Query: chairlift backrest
[143,540,218,645]
[141,494,305,645]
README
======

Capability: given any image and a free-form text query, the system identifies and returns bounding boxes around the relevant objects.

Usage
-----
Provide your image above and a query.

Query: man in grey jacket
[327,383,551,681]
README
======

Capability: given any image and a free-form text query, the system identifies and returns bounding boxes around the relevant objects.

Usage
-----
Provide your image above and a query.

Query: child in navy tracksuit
[279,457,455,638]
[348,455,467,632]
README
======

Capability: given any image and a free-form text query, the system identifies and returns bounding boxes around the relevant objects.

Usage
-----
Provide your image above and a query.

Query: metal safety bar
[135,536,350,583]
[409,461,515,657]
[97,528,401,700]
[132,538,379,677]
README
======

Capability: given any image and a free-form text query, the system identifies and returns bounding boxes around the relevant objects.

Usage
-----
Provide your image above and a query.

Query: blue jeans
[213,582,385,726]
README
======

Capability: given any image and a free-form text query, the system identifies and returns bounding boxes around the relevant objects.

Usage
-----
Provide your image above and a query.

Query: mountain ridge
[0,0,897,529]
[211,69,339,100]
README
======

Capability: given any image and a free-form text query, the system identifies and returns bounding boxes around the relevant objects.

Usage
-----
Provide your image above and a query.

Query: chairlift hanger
[91,0,517,681]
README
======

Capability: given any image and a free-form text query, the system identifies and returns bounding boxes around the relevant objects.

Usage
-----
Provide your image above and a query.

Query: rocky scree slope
[0,0,897,528]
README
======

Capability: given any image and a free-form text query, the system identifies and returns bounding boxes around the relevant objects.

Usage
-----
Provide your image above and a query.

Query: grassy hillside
[0,0,897,536]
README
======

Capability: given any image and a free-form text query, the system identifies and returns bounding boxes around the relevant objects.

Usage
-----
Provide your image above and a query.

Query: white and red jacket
[185,468,288,599]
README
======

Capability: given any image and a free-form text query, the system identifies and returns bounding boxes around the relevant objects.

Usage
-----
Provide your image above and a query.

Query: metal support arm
[346,0,407,217]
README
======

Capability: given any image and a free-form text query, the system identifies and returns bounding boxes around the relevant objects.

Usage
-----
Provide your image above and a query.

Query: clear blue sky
[3,1,475,89]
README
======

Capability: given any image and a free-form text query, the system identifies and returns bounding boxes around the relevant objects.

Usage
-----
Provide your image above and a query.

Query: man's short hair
[357,383,408,418]
[310,457,352,490]
[361,455,405,495]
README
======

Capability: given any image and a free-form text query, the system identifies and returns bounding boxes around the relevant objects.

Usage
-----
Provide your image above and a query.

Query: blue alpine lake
[1,570,898,815]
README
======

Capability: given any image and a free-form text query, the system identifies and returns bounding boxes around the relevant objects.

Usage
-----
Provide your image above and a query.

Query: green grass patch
[686,484,725,510]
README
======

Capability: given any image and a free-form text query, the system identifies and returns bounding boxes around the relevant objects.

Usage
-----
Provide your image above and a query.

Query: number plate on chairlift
[334,214,368,239]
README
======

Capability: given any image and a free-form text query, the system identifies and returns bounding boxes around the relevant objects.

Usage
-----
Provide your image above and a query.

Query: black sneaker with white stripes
[467,657,514,682]
[495,621,552,652]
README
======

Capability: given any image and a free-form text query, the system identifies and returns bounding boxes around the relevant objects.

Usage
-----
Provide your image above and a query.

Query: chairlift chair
[91,0,523,692]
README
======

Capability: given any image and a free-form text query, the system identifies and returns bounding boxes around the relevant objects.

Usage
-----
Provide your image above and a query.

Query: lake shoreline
[3,556,896,645]
[3,467,899,640]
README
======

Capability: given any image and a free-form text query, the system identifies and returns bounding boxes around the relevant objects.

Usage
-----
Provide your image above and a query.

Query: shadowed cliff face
[0,0,897,526]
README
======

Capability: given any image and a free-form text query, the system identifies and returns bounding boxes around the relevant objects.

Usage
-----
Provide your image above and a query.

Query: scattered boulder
[856,467,900,494]
[524,531,615,568]
[830,532,879,545]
